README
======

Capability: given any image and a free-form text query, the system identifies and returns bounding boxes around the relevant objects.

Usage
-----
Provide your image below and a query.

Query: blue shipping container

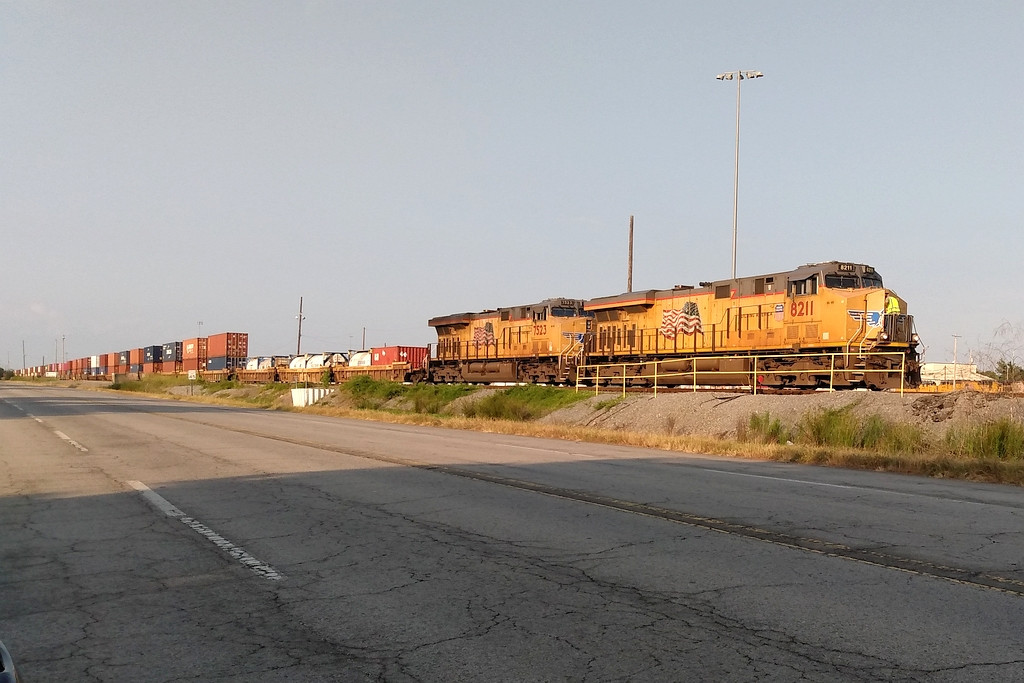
[162,342,182,362]
[205,356,245,371]
[143,345,162,363]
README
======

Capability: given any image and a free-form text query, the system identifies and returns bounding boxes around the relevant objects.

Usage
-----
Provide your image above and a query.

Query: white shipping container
[348,351,372,367]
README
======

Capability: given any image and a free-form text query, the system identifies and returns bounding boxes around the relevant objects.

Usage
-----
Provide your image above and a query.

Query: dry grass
[299,403,1024,485]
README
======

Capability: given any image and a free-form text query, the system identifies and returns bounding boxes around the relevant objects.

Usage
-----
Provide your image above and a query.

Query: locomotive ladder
[559,338,586,381]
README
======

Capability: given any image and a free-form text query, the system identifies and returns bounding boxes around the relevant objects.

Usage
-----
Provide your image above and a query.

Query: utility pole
[952,334,961,390]
[296,297,305,355]
[627,215,634,293]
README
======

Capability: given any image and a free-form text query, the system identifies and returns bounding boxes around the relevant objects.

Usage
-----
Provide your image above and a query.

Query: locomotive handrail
[575,350,912,397]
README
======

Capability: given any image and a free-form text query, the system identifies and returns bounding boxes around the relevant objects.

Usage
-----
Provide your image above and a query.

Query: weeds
[110,374,191,393]
[593,397,626,410]
[742,412,791,445]
[340,376,407,409]
[946,419,1024,460]
[462,386,590,421]
[743,409,926,455]
[406,383,476,414]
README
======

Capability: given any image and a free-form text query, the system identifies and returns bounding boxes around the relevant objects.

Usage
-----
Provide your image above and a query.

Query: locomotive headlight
[879,332,890,341]
[911,333,920,344]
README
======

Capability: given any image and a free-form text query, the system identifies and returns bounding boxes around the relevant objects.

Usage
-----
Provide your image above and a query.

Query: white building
[919,362,995,386]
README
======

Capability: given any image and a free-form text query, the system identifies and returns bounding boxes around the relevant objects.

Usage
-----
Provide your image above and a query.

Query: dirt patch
[539,390,1024,440]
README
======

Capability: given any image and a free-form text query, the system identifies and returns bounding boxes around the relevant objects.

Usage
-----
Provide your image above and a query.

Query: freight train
[19,261,921,391]
[429,261,920,390]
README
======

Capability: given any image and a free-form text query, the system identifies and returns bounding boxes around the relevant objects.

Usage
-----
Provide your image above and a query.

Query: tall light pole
[716,69,763,280]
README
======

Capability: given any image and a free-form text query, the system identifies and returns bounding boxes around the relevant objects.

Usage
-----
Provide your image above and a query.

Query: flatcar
[427,262,920,390]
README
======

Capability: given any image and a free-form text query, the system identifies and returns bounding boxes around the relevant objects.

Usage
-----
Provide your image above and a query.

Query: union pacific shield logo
[848,310,883,327]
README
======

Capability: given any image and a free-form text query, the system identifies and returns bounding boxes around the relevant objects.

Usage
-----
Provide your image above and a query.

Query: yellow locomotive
[583,260,919,389]
[428,261,920,390]
[429,298,591,383]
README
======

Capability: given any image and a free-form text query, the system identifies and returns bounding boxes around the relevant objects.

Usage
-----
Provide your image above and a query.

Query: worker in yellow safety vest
[885,295,901,315]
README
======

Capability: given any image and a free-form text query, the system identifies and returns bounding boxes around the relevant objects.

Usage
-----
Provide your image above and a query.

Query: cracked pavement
[2,384,1024,681]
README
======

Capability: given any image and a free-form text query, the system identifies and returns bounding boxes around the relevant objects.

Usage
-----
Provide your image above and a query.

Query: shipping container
[142,362,162,374]
[182,338,208,361]
[182,358,203,372]
[208,332,248,359]
[129,348,143,364]
[129,364,142,373]
[205,356,245,371]
[162,342,182,362]
[349,351,372,367]
[370,346,429,368]
[119,350,131,365]
[143,345,162,363]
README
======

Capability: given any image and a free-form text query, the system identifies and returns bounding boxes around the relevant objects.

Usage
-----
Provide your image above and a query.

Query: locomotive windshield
[824,273,884,289]
[550,306,592,317]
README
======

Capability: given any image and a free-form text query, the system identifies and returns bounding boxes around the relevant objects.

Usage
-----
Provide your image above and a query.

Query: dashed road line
[53,429,89,452]
[127,480,284,581]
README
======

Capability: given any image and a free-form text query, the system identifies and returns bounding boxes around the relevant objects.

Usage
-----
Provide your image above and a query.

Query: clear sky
[3,1,1021,368]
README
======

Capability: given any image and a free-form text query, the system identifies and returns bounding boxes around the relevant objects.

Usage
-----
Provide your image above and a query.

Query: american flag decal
[473,322,496,345]
[660,302,703,339]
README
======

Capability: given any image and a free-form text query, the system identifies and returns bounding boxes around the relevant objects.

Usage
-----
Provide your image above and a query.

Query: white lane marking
[705,468,855,489]
[702,468,994,506]
[20,410,90,452]
[52,430,89,452]
[127,480,284,581]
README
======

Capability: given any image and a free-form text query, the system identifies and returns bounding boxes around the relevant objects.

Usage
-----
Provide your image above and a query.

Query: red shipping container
[129,348,143,364]
[182,338,208,361]
[370,346,428,368]
[182,358,203,372]
[142,362,162,375]
[208,332,248,359]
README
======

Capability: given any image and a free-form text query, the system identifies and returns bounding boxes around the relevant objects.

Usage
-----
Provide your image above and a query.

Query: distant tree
[993,359,1024,383]
[977,322,1024,383]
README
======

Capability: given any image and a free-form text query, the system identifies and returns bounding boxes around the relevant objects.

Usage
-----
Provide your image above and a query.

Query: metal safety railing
[575,351,910,397]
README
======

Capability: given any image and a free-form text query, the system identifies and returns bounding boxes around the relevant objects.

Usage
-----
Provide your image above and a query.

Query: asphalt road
[1,383,1023,681]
